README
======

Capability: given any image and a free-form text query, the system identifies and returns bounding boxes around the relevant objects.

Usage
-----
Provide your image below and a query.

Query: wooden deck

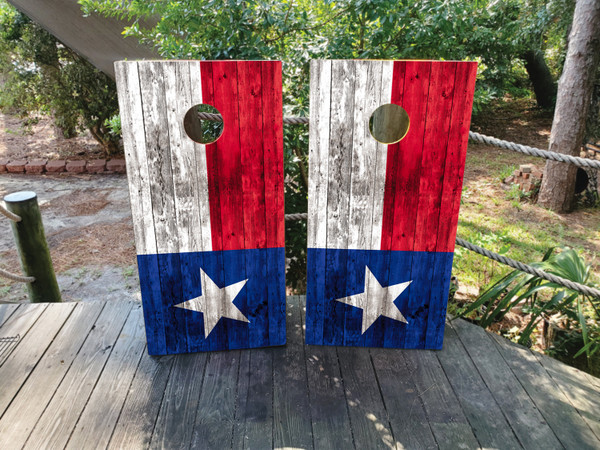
[0,297,598,449]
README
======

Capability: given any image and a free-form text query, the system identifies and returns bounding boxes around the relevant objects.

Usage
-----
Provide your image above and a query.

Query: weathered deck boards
[0,298,598,450]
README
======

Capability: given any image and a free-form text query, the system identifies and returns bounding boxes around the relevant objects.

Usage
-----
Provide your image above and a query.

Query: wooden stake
[4,191,61,303]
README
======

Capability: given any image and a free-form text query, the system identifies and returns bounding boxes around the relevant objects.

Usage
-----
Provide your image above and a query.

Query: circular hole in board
[368,104,410,144]
[183,104,224,144]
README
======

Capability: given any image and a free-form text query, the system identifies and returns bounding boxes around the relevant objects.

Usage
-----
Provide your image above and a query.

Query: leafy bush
[458,247,600,371]
[0,2,121,155]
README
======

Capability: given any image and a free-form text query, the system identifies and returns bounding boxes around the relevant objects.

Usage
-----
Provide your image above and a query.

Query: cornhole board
[115,60,285,355]
[305,60,477,349]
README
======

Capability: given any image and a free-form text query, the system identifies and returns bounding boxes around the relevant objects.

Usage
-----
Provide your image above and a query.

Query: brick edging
[0,158,126,175]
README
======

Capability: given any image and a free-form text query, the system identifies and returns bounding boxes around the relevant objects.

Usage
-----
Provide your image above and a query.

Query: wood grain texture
[1,300,599,449]
[65,305,146,450]
[402,348,481,449]
[437,322,522,449]
[0,303,74,415]
[0,303,20,328]
[108,353,174,449]
[272,296,313,449]
[336,346,395,448]
[190,351,242,449]
[25,301,134,450]
[0,302,104,450]
[370,348,438,449]
[452,317,563,449]
[149,352,208,449]
[489,331,599,448]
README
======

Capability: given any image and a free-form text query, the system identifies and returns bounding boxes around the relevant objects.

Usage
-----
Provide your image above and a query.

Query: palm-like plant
[458,247,599,365]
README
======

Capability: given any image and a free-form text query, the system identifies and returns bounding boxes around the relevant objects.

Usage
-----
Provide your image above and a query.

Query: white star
[335,266,412,334]
[174,268,249,337]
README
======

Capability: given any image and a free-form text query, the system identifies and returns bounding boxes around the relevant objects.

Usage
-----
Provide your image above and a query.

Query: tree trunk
[522,49,557,109]
[537,0,600,213]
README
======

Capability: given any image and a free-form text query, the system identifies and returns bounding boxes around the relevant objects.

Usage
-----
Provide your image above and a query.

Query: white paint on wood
[163,61,203,254]
[370,61,395,250]
[189,61,213,253]
[137,61,179,254]
[307,60,332,249]
[114,61,157,255]
[326,60,355,249]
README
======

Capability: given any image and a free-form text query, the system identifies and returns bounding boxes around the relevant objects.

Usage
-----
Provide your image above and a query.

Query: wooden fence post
[4,191,61,303]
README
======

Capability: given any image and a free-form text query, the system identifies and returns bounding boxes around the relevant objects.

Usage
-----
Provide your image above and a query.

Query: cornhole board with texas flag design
[306,60,477,349]
[115,60,285,355]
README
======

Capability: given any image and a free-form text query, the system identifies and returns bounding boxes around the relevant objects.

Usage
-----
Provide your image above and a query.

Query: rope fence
[284,214,600,299]
[0,204,21,222]
[0,202,33,284]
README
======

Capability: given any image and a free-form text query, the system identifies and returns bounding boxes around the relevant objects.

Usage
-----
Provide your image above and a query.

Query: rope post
[4,191,61,303]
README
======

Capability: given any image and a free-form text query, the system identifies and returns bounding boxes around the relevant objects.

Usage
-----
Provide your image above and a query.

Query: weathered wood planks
[115,60,286,354]
[306,60,477,349]
[0,300,599,449]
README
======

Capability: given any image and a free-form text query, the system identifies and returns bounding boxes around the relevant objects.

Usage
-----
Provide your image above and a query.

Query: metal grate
[0,335,20,366]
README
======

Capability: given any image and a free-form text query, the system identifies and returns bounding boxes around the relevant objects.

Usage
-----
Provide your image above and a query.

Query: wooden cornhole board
[305,60,477,349]
[115,60,285,355]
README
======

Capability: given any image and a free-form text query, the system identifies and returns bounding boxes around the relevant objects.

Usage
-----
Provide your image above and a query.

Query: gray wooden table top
[0,296,598,449]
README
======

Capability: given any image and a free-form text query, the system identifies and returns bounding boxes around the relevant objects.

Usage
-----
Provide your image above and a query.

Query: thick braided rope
[284,213,600,298]
[199,111,599,169]
[0,204,21,222]
[455,238,600,298]
[0,267,34,283]
[468,131,600,169]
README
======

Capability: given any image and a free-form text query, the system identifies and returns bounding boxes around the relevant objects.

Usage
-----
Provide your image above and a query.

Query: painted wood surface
[306,60,477,348]
[0,299,599,449]
[115,60,286,355]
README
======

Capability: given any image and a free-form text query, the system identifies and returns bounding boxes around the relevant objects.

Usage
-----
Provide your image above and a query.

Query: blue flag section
[137,248,286,355]
[305,249,455,349]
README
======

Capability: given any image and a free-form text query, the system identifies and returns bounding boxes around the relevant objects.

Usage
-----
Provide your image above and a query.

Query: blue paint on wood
[137,248,286,355]
[305,248,454,348]
[305,249,326,345]
[137,254,167,355]
[268,248,286,346]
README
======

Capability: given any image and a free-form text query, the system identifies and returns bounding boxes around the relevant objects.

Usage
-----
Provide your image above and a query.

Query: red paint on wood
[380,61,406,251]
[199,61,224,251]
[262,61,285,248]
[237,61,267,249]
[381,61,432,251]
[436,62,478,252]
[413,61,457,253]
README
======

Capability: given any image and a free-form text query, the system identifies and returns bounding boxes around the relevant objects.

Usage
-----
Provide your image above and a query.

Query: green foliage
[0,1,120,155]
[459,247,600,368]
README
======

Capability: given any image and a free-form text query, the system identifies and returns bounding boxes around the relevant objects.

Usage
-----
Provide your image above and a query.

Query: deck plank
[0,302,104,449]
[370,348,438,449]
[489,331,599,448]
[108,352,175,449]
[190,351,242,449]
[65,304,146,449]
[25,301,134,449]
[403,348,480,449]
[272,296,313,449]
[149,352,208,449]
[452,318,563,449]
[304,336,354,448]
[0,303,73,416]
[533,348,600,441]
[0,303,20,328]
[0,299,596,449]
[437,323,522,449]
[337,346,395,448]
